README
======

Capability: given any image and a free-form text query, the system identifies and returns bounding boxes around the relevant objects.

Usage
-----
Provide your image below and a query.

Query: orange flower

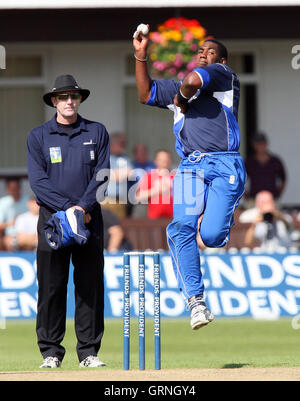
[170,30,182,42]
[149,17,210,79]
[190,26,206,40]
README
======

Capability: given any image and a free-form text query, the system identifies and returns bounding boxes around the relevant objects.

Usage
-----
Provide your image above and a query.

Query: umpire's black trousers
[36,206,105,363]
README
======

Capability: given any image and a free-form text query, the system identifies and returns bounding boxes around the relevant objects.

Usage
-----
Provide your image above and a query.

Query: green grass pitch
[0,318,300,371]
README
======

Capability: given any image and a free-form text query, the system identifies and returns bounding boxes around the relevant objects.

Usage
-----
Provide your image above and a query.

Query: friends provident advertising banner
[0,252,300,320]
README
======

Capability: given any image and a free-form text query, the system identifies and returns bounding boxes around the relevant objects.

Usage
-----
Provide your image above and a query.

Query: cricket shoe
[189,295,214,330]
[79,355,106,368]
[39,356,61,369]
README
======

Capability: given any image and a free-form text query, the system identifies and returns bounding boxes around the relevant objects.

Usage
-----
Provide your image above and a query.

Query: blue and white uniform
[146,63,246,299]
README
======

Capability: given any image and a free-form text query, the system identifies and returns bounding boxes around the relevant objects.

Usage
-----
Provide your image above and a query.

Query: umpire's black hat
[43,74,90,107]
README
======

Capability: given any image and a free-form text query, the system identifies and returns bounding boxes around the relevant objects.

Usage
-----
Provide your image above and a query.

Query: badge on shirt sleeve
[49,147,62,163]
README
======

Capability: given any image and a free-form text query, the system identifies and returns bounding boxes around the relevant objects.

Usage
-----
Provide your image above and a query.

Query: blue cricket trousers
[167,151,246,299]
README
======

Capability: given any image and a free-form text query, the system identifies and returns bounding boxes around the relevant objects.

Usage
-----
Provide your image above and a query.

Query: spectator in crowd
[130,143,156,218]
[132,143,155,180]
[0,177,29,251]
[241,190,292,251]
[102,208,132,252]
[14,195,39,250]
[103,132,132,218]
[136,149,174,219]
[245,133,286,202]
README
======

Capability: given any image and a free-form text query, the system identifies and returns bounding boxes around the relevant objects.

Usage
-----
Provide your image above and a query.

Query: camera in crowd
[263,212,274,223]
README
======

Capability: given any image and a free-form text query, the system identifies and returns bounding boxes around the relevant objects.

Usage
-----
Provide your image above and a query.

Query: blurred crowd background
[1,1,300,254]
[0,130,299,254]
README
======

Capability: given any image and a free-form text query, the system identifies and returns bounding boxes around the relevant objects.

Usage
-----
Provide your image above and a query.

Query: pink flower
[190,43,197,52]
[173,53,183,68]
[187,60,197,71]
[150,32,163,44]
[184,32,194,43]
[177,71,187,80]
[168,67,177,76]
[153,61,168,71]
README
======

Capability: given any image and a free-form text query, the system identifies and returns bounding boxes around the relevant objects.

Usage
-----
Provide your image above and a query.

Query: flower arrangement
[149,17,211,80]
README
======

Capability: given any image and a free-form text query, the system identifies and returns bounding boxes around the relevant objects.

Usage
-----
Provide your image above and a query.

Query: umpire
[27,75,110,368]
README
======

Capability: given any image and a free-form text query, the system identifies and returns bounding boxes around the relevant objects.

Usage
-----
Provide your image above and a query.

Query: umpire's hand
[72,205,92,224]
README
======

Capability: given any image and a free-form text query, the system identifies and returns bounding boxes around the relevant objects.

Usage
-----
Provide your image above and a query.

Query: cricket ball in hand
[137,24,149,35]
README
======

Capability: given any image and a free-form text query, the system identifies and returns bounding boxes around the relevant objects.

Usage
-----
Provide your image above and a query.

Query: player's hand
[174,94,188,114]
[133,24,150,56]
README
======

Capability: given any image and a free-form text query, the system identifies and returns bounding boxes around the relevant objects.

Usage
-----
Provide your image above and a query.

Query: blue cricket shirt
[146,63,241,158]
[27,114,110,213]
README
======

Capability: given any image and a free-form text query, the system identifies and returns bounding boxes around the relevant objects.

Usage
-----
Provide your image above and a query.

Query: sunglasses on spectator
[56,93,81,100]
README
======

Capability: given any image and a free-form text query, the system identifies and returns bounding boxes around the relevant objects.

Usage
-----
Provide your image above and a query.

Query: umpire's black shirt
[27,113,110,223]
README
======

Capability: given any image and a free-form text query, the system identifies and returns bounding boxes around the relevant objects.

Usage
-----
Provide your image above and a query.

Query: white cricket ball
[137,23,149,35]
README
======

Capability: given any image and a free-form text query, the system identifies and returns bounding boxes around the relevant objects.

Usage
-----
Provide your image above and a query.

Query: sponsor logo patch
[49,147,62,163]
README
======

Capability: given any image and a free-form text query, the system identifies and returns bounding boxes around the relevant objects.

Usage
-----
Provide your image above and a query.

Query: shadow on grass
[222,363,251,369]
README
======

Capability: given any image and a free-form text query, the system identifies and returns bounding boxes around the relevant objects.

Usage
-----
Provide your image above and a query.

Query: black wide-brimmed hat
[43,74,90,107]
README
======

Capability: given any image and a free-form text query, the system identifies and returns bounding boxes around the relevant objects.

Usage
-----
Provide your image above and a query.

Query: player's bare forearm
[174,72,203,113]
[133,25,152,103]
[136,62,152,103]
[180,72,203,98]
